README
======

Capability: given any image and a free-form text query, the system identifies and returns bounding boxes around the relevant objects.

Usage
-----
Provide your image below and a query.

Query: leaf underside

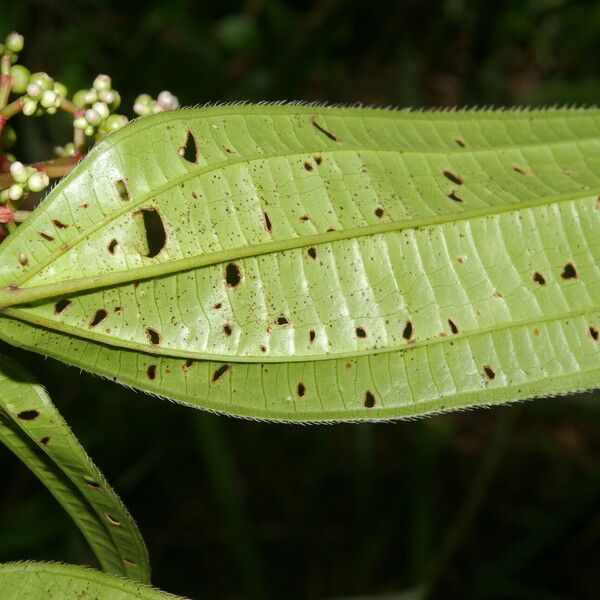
[0,357,150,581]
[0,562,186,599]
[1,104,600,421]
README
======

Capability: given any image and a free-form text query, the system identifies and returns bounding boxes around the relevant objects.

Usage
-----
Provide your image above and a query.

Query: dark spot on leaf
[364,390,376,408]
[146,328,161,345]
[147,365,157,380]
[212,364,230,382]
[315,156,323,165]
[374,207,384,218]
[214,302,222,310]
[182,359,194,372]
[225,263,242,287]
[513,164,528,175]
[224,146,234,154]
[442,169,463,185]
[179,129,198,163]
[356,327,367,338]
[115,179,130,201]
[309,330,316,343]
[447,191,463,203]
[52,219,68,229]
[589,326,599,341]
[54,299,71,314]
[310,115,339,142]
[448,319,459,334]
[90,309,108,327]
[18,252,28,266]
[84,477,101,489]
[534,328,541,337]
[277,316,289,326]
[263,211,272,233]
[39,231,54,241]
[561,262,577,280]
[533,271,546,285]
[299,214,310,222]
[39,436,50,446]
[114,306,122,313]
[303,161,313,171]
[108,239,118,254]
[223,324,232,336]
[307,247,317,259]
[297,382,306,397]
[260,345,267,352]
[18,409,39,421]
[454,138,466,147]
[104,513,122,527]
[191,191,198,199]
[137,208,166,258]
[403,321,414,341]
[483,365,496,380]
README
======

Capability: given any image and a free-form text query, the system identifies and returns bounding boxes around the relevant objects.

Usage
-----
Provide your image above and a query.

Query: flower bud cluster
[1,161,50,204]
[133,90,180,116]
[72,75,128,137]
[23,72,68,116]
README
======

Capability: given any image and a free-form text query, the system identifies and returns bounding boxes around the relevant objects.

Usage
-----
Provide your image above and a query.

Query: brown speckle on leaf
[448,319,459,334]
[146,328,161,345]
[483,365,496,380]
[533,271,546,286]
[296,382,306,397]
[442,169,463,185]
[277,316,289,326]
[447,191,463,203]
[307,247,317,259]
[309,330,316,343]
[356,327,367,338]
[223,323,232,336]
[263,211,272,233]
[52,219,68,229]
[108,239,118,254]
[364,390,376,408]
[179,129,198,163]
[18,252,29,267]
[403,321,414,341]
[39,436,50,446]
[212,364,230,382]
[454,138,466,147]
[147,365,157,380]
[54,299,72,314]
[39,231,55,241]
[182,359,194,372]
[310,115,339,142]
[303,161,313,171]
[374,207,384,218]
[589,326,599,341]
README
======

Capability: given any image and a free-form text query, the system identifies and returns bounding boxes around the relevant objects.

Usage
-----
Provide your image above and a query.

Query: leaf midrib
[3,298,598,364]
[0,184,598,308]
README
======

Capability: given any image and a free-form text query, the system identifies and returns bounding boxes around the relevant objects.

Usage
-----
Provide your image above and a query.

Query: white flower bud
[99,90,115,104]
[8,183,23,201]
[82,89,98,105]
[93,74,111,91]
[92,101,110,120]
[40,89,58,108]
[73,116,88,129]
[10,161,28,183]
[27,171,50,192]
[26,83,42,99]
[157,90,179,111]
[84,108,101,126]
[22,99,38,116]
[5,32,24,53]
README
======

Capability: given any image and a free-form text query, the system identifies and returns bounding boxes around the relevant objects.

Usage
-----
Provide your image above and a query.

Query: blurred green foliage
[0,1,599,598]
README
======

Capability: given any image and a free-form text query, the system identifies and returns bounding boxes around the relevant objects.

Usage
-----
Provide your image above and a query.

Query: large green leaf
[0,357,150,581]
[0,562,186,599]
[0,104,599,420]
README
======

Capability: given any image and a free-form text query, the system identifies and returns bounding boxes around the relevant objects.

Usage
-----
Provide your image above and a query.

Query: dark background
[1,1,600,598]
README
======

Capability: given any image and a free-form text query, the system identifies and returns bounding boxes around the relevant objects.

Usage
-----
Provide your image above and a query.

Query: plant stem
[0,56,13,109]
[59,98,77,115]
[0,96,24,119]
[0,157,79,191]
